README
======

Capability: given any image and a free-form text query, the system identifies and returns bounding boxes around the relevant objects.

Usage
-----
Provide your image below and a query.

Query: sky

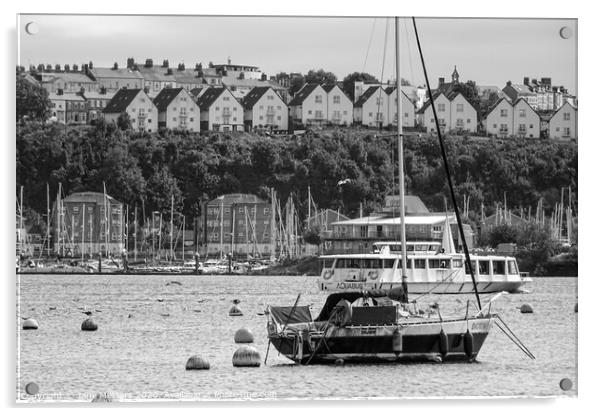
[18,15,577,93]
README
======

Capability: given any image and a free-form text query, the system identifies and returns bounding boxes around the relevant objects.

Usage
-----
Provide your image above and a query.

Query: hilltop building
[103,88,158,132]
[239,86,289,131]
[152,88,200,132]
[288,83,328,127]
[196,87,244,132]
[548,102,578,140]
[484,97,540,138]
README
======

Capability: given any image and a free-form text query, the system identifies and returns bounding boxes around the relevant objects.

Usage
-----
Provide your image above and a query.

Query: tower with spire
[452,65,459,84]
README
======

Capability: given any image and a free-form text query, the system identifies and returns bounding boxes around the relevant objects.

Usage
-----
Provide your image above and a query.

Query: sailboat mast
[81,203,85,262]
[134,205,138,261]
[19,185,24,254]
[170,195,174,263]
[395,17,408,279]
[46,183,50,257]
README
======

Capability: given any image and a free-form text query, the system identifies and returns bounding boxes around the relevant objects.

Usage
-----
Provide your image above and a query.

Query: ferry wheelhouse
[318,241,531,294]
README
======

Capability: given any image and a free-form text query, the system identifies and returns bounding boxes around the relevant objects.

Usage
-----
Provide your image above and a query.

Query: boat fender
[439,329,449,358]
[463,329,474,359]
[392,328,403,355]
[323,270,333,280]
[368,271,379,280]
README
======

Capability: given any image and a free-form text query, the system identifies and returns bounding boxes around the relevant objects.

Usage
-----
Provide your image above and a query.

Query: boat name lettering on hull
[336,282,368,290]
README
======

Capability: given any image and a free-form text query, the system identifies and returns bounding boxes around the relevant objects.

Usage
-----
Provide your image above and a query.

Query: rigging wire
[361,18,378,74]
[375,17,389,130]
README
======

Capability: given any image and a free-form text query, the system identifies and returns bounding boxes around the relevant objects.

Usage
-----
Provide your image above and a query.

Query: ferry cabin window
[478,260,490,275]
[465,261,477,274]
[492,260,505,274]
[406,245,414,252]
[452,259,463,268]
[384,259,395,268]
[414,259,426,269]
[428,259,450,269]
[429,244,439,251]
[323,259,334,269]
[508,260,518,274]
[415,244,429,251]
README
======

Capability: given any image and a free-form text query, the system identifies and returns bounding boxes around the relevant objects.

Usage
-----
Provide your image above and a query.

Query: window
[315,110,323,119]
[263,208,270,215]
[519,109,526,117]
[333,95,340,104]
[563,112,570,121]
[414,259,426,269]
[456,119,464,127]
[519,124,526,133]
[315,95,322,103]
[492,261,505,274]
[467,118,471,124]
[308,110,313,115]
[478,260,490,274]
[563,127,571,137]
[223,96,230,101]
[369,112,373,117]
[500,109,508,117]
[190,118,194,122]
[431,118,435,123]
[500,123,508,133]
[173,117,177,122]
[529,124,533,128]
[456,103,464,112]
[437,103,445,112]
[508,260,518,275]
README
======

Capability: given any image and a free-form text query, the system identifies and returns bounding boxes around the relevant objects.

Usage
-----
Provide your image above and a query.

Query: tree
[126,57,135,69]
[117,112,132,131]
[145,59,153,68]
[305,69,337,85]
[289,75,305,95]
[342,72,379,101]
[54,64,61,72]
[162,59,169,68]
[16,74,52,122]
[64,64,70,72]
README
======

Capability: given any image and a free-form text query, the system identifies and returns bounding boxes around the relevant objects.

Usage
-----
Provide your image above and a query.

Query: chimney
[261,73,267,81]
[523,77,529,86]
[227,56,231,65]
[506,81,512,87]
[438,77,445,88]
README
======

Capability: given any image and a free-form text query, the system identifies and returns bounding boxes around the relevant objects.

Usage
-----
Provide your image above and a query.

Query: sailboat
[265,17,501,364]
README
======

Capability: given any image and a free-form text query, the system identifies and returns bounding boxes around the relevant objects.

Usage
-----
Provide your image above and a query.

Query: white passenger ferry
[318,241,531,294]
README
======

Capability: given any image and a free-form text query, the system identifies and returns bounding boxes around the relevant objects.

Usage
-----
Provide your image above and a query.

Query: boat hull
[318,280,529,294]
[268,317,492,364]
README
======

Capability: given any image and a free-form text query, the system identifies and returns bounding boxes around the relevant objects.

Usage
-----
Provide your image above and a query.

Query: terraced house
[416,90,477,134]
[548,102,577,140]
[353,86,390,127]
[103,88,158,132]
[323,84,353,125]
[288,83,328,127]
[196,87,244,132]
[484,97,540,138]
[89,66,144,92]
[240,86,288,131]
[153,88,200,132]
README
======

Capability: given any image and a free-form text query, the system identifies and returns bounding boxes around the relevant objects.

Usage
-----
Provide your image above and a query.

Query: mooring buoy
[229,305,243,316]
[81,318,98,331]
[91,392,117,402]
[185,355,210,370]
[234,328,254,343]
[232,346,261,367]
[520,304,534,314]
[22,318,39,330]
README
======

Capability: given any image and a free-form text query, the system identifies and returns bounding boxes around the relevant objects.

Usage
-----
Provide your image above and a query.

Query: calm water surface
[17,274,577,401]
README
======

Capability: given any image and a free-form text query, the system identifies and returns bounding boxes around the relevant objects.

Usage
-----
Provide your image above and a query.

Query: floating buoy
[463,330,474,359]
[392,328,403,355]
[234,328,254,343]
[232,346,261,367]
[439,329,449,358]
[520,304,534,314]
[22,318,38,330]
[25,382,39,395]
[91,392,117,402]
[185,355,210,370]
[229,305,243,316]
[574,303,578,313]
[335,358,345,366]
[81,318,98,331]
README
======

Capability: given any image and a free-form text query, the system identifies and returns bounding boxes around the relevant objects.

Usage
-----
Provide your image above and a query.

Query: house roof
[44,72,96,84]
[416,89,477,114]
[137,66,176,82]
[207,193,266,206]
[82,91,115,100]
[63,191,121,205]
[196,87,229,111]
[103,89,144,113]
[190,87,211,98]
[354,86,383,108]
[172,69,205,84]
[90,67,143,80]
[48,92,85,102]
[507,84,536,96]
[483,97,512,118]
[549,101,578,121]
[384,86,413,103]
[288,83,321,106]
[239,86,272,109]
[153,88,187,111]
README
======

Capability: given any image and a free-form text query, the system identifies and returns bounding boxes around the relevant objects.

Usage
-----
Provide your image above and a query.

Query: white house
[417,91,477,133]
[196,87,244,132]
[548,102,577,140]
[512,98,540,138]
[484,97,540,138]
[386,86,416,128]
[353,86,390,127]
[239,86,288,131]
[288,83,328,126]
[153,88,201,132]
[484,98,514,137]
[102,88,158,132]
[323,84,353,125]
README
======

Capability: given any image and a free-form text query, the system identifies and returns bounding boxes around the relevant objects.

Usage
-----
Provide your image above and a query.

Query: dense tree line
[16,121,577,227]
